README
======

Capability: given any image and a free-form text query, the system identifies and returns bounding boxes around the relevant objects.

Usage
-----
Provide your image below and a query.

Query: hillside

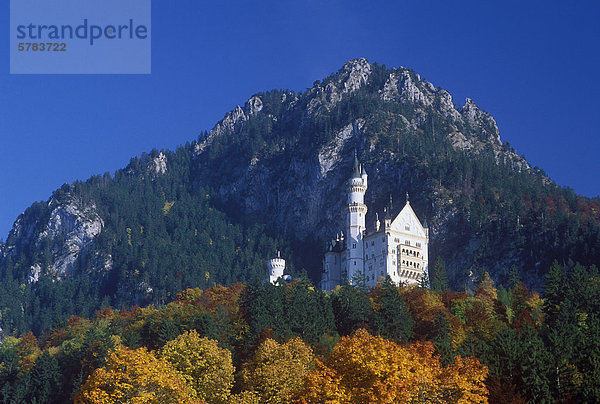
[0,262,598,403]
[0,58,599,337]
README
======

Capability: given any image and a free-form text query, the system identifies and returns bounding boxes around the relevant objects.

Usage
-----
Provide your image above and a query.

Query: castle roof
[365,200,427,238]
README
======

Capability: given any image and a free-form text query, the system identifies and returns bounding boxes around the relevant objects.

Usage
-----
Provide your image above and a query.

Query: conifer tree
[431,256,449,292]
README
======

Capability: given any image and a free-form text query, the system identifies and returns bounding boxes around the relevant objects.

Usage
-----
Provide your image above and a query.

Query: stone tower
[346,151,367,284]
[267,251,286,284]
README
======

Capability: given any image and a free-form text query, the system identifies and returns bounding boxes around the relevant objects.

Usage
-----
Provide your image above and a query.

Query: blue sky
[1,0,599,239]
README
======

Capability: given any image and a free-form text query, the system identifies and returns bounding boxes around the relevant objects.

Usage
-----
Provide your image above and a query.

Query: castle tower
[267,251,286,284]
[346,151,367,284]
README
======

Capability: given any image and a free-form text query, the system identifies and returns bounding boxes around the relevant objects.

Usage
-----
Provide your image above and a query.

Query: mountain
[0,58,599,337]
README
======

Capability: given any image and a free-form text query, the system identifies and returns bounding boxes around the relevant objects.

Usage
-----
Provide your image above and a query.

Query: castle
[319,153,429,290]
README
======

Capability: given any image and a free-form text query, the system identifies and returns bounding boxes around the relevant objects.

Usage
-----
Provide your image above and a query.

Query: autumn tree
[75,346,200,403]
[159,330,234,403]
[241,337,314,403]
[298,329,488,403]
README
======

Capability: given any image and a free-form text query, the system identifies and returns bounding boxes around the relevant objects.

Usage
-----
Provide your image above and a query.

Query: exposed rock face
[462,98,501,144]
[188,58,547,288]
[152,152,167,175]
[307,58,372,114]
[195,93,287,154]
[245,95,263,116]
[2,196,105,281]
[318,119,365,177]
[0,58,558,291]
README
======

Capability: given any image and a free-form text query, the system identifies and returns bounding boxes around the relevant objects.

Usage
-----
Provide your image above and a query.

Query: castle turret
[267,251,286,284]
[346,150,367,284]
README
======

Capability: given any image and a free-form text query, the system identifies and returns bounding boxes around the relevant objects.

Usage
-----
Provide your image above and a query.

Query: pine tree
[369,279,413,343]
[430,256,449,292]
[331,285,371,336]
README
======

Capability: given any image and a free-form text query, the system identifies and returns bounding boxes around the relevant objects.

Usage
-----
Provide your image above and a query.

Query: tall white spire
[346,151,367,285]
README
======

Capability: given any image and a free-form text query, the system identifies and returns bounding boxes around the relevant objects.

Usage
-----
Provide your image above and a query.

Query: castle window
[382,237,385,242]
[392,261,395,266]
[371,241,374,246]
[392,249,395,254]
[405,240,410,246]
[352,243,356,249]
[416,242,421,248]
[354,261,356,265]
[417,252,420,257]
[394,238,400,243]
[405,225,410,231]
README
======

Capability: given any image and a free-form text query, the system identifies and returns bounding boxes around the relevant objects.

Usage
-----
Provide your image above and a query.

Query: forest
[1,62,599,342]
[0,61,598,403]
[0,260,597,403]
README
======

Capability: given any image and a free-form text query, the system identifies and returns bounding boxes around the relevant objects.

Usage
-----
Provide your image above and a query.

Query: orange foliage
[298,329,488,403]
[196,282,245,313]
[176,288,204,303]
[95,307,115,320]
[467,273,505,341]
[402,288,453,339]
[15,332,40,373]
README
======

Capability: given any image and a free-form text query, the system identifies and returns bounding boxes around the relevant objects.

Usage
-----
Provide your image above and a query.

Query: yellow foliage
[297,329,488,403]
[176,288,204,302]
[241,337,314,403]
[75,346,201,403]
[527,292,545,327]
[229,390,263,404]
[159,330,234,403]
[476,272,497,300]
[163,200,175,215]
[16,332,41,374]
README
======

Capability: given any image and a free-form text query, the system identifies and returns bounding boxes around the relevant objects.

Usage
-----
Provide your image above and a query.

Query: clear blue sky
[1,0,599,240]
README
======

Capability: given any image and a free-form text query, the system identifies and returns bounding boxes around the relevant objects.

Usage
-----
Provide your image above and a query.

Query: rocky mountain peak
[338,58,372,93]
[461,97,501,144]
[307,58,372,114]
[244,95,264,116]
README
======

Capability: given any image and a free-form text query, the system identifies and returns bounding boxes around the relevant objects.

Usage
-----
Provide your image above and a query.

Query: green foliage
[0,263,596,403]
[243,279,335,347]
[430,256,449,292]
[330,285,371,336]
[0,146,287,339]
[369,279,414,343]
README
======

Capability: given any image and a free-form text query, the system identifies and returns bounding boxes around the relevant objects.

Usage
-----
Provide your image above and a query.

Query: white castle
[320,152,429,290]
